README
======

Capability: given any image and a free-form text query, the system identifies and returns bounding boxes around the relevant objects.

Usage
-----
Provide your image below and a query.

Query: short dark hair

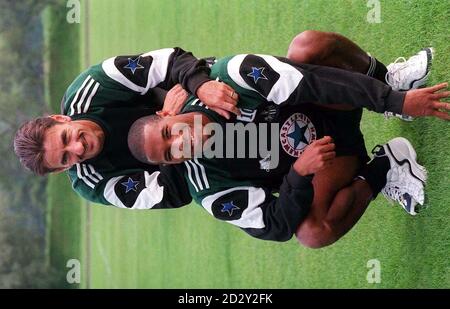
[128,115,162,164]
[13,116,61,176]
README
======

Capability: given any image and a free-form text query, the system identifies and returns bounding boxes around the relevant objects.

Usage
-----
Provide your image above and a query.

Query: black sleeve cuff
[286,167,313,189]
[186,58,212,95]
[189,74,212,96]
[384,89,406,114]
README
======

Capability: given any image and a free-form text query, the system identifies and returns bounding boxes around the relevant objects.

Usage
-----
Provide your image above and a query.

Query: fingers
[223,93,238,107]
[427,82,448,93]
[431,91,450,100]
[197,81,242,117]
[222,83,240,101]
[217,83,239,105]
[218,102,241,116]
[433,102,450,111]
[321,151,336,161]
[316,157,335,173]
[433,110,450,121]
[431,102,450,120]
[169,84,184,94]
[210,107,231,120]
[315,135,334,145]
[319,143,336,153]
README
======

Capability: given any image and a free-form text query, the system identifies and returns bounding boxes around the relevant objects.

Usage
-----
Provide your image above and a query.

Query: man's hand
[160,84,189,116]
[293,136,336,176]
[196,80,240,119]
[402,83,450,120]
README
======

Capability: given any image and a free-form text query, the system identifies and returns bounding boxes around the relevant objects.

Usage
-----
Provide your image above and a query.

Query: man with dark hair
[127,53,448,247]
[14,31,442,211]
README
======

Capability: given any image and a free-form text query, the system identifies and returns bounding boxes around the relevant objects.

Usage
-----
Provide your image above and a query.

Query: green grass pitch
[44,0,450,288]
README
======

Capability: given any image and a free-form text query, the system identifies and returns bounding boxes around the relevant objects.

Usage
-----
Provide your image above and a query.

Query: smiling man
[127,53,449,246]
[41,116,104,171]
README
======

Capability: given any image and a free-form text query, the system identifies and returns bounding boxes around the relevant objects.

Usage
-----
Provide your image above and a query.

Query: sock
[357,148,390,197]
[366,56,388,84]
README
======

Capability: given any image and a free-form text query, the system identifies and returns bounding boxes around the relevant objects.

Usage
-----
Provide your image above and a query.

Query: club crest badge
[280,113,316,157]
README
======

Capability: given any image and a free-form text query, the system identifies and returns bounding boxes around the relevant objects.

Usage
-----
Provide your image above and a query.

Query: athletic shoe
[384,47,434,121]
[372,137,427,215]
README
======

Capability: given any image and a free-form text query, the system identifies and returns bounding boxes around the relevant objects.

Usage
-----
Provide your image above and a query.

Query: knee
[287,30,340,63]
[290,30,324,48]
[296,219,336,249]
[295,188,356,249]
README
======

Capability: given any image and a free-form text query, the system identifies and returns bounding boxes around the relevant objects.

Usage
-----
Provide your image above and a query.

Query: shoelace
[385,57,407,86]
[383,185,403,201]
[385,55,424,88]
[373,144,408,204]
[384,57,418,120]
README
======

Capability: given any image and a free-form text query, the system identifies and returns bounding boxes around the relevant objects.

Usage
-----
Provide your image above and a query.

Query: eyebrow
[161,125,166,140]
[61,130,68,146]
[60,130,68,166]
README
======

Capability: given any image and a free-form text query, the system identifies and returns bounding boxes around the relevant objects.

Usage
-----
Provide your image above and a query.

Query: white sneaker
[384,47,434,121]
[386,48,434,91]
[372,137,427,215]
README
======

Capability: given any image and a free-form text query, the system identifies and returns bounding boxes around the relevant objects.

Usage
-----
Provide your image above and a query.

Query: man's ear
[49,114,71,123]
[156,110,172,117]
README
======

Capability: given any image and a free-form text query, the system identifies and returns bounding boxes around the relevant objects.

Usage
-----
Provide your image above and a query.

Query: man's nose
[172,134,185,152]
[67,141,84,157]
[171,134,189,159]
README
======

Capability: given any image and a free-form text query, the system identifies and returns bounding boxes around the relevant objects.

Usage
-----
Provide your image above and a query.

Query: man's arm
[215,54,405,114]
[197,167,313,242]
[101,47,211,96]
[63,48,239,117]
[194,136,336,241]
[69,164,191,209]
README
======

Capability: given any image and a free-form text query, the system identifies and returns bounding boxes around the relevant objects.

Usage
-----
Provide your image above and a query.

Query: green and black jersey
[179,54,405,241]
[62,47,212,209]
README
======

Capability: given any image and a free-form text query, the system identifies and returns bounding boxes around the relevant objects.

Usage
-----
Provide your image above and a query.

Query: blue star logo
[124,56,144,74]
[287,121,309,150]
[121,177,140,193]
[247,67,268,84]
[221,201,240,216]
